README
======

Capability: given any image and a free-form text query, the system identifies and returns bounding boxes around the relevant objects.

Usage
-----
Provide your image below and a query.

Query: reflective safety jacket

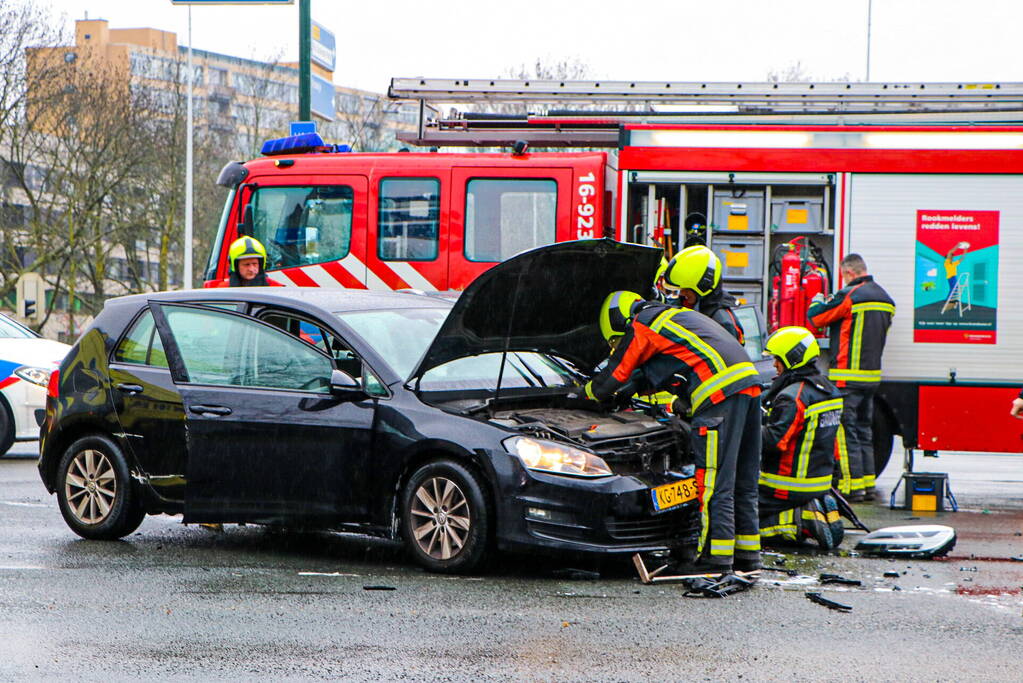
[760,368,844,502]
[807,275,894,388]
[586,303,760,415]
[697,287,745,345]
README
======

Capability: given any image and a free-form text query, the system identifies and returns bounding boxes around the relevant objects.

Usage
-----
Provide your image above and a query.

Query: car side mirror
[329,368,365,400]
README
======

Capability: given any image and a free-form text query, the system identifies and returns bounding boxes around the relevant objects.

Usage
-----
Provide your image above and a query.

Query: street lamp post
[866,0,873,81]
[299,0,310,120]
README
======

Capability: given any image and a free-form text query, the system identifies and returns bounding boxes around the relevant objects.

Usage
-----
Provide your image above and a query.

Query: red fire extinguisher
[769,237,831,337]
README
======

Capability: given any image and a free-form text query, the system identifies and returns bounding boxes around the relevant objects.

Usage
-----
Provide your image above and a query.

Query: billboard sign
[311,20,336,71]
[913,209,1000,344]
[311,73,335,121]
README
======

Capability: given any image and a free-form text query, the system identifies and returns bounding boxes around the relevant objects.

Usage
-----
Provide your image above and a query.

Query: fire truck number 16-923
[576,172,597,239]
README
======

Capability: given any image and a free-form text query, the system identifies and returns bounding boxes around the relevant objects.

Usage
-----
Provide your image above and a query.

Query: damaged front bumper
[494,460,699,556]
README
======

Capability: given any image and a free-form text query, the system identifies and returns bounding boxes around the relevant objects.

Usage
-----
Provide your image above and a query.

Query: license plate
[651,478,699,513]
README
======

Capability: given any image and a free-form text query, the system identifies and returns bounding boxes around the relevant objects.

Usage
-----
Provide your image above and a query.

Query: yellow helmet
[764,326,820,370]
[599,290,644,343]
[663,246,721,298]
[652,257,669,301]
[228,236,267,272]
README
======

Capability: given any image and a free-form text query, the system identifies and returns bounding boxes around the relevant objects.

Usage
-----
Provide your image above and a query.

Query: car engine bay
[489,405,691,476]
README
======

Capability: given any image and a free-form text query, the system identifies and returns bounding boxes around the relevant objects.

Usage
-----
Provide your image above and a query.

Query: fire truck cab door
[448,167,575,290]
[249,174,369,289]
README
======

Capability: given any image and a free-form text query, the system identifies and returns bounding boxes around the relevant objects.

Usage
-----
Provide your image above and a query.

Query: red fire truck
[206,79,1023,471]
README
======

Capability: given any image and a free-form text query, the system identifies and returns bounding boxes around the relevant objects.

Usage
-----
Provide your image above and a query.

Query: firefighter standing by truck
[808,254,895,501]
[584,291,762,574]
[759,327,844,548]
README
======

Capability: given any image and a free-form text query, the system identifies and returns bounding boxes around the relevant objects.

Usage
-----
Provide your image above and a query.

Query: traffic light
[21,297,36,320]
[15,272,45,324]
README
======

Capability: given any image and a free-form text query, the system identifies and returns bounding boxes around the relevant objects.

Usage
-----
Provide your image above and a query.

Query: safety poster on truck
[913,210,999,344]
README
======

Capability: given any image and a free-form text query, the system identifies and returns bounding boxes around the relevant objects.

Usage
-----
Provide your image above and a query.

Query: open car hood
[411,239,662,380]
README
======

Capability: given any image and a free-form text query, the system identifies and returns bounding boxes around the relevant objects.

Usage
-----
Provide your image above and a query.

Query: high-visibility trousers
[690,392,762,567]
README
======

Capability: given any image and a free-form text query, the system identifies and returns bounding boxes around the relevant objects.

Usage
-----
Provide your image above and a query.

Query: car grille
[606,507,698,543]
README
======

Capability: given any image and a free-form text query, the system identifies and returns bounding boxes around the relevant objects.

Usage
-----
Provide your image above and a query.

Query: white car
[0,314,70,456]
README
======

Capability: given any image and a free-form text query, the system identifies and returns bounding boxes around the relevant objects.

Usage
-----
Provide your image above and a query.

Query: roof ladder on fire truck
[388,78,1023,146]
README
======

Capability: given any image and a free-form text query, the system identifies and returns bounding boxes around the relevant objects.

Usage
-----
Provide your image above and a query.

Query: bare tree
[231,50,292,158]
[767,60,853,83]
[0,0,68,309]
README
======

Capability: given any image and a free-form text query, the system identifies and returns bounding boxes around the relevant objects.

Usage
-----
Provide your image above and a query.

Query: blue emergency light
[261,132,325,156]
[260,133,353,156]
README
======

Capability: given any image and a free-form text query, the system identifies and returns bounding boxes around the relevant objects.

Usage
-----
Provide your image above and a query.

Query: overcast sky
[35,0,1023,94]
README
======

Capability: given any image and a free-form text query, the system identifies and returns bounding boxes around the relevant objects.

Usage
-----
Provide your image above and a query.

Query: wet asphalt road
[1,442,1021,681]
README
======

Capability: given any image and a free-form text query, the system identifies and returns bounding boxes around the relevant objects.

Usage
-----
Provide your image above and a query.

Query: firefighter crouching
[807,253,894,501]
[584,291,762,574]
[211,236,284,288]
[759,327,844,549]
[659,246,745,343]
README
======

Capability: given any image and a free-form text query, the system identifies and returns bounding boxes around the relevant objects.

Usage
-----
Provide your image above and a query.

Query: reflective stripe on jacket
[587,302,759,415]
[807,275,894,388]
[760,371,844,501]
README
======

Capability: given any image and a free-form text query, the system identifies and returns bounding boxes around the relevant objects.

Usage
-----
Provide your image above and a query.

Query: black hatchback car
[40,240,715,573]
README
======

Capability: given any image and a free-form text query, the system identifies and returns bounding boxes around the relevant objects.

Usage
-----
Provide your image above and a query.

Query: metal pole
[866,0,873,81]
[299,0,311,120]
[184,5,194,289]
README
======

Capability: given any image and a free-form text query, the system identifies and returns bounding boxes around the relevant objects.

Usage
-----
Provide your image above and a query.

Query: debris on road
[763,567,798,577]
[550,568,601,581]
[855,525,956,558]
[883,571,901,578]
[683,573,756,599]
[632,553,758,594]
[819,573,862,586]
[363,585,397,591]
[805,592,852,612]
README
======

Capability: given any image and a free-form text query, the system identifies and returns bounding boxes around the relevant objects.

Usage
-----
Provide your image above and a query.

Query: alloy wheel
[64,449,117,525]
[409,476,471,560]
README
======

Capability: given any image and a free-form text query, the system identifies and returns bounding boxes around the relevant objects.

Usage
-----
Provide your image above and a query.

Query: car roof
[105,288,455,314]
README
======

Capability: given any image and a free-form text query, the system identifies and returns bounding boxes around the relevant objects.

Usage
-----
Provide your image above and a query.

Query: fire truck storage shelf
[625,172,835,338]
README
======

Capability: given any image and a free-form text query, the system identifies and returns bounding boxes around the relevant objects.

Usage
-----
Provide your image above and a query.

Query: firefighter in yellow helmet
[759,326,846,549]
[661,246,745,344]
[211,236,283,288]
[586,290,763,575]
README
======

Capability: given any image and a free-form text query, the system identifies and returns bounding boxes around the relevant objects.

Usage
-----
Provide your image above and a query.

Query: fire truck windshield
[248,185,355,271]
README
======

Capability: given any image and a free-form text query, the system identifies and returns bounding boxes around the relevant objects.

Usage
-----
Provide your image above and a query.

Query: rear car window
[249,185,354,270]
[113,310,168,368]
[378,177,439,261]
[464,178,557,262]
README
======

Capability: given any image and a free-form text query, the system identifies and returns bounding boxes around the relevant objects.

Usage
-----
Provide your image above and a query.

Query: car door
[107,306,188,505]
[150,302,376,525]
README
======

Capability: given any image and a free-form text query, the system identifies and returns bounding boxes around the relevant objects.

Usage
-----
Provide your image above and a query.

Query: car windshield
[337,307,580,391]
[0,315,36,339]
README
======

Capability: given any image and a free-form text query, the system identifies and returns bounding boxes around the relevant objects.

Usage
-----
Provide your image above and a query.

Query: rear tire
[872,410,894,477]
[0,397,14,457]
[56,435,145,540]
[401,459,491,574]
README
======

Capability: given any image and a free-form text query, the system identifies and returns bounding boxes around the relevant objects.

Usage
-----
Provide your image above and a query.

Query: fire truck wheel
[872,411,894,477]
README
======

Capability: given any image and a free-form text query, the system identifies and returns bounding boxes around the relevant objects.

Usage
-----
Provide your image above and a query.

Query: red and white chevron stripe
[270,256,438,292]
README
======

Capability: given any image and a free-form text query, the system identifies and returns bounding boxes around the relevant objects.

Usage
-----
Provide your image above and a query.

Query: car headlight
[503,436,613,478]
[13,365,52,388]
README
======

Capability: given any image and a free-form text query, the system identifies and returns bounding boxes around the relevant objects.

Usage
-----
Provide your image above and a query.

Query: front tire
[56,435,145,540]
[401,459,491,574]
